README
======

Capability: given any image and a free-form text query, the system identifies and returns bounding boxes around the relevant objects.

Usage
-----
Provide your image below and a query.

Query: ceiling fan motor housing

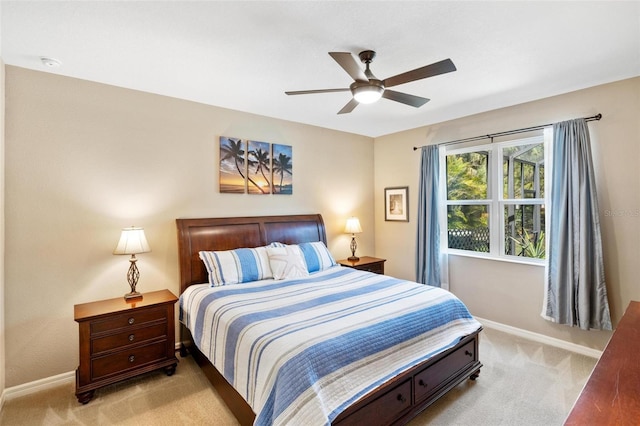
[358,50,377,64]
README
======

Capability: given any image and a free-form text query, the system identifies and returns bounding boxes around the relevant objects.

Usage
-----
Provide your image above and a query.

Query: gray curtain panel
[416,145,441,286]
[545,118,612,330]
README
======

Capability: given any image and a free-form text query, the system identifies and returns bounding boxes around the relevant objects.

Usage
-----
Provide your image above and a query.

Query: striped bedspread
[180,266,482,426]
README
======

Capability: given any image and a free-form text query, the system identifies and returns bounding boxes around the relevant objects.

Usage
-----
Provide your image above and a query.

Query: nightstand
[337,256,386,275]
[74,289,179,404]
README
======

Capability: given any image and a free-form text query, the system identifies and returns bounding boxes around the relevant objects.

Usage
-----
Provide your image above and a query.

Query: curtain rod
[412,113,602,151]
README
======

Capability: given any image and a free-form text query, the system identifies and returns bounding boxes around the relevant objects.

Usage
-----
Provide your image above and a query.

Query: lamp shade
[344,217,363,234]
[113,227,151,255]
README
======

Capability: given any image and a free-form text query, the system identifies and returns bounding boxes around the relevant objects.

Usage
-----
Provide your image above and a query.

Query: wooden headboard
[176,214,327,294]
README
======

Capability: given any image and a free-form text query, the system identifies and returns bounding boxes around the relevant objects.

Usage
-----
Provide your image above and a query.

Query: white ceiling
[2,1,639,138]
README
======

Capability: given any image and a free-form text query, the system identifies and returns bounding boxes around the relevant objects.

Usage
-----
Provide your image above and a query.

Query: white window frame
[440,130,552,265]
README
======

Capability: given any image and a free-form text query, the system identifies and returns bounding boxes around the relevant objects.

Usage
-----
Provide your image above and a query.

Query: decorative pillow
[298,241,337,273]
[199,247,272,287]
[267,241,286,248]
[267,245,309,280]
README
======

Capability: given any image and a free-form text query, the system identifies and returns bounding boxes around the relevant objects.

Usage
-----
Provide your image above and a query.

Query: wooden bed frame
[176,214,482,426]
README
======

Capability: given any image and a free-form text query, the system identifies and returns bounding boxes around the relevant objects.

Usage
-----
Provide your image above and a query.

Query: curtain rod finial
[413,146,418,151]
[595,113,602,120]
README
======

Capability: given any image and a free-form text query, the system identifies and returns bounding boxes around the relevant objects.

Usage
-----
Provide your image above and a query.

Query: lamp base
[124,291,142,301]
[124,255,143,301]
[349,235,359,262]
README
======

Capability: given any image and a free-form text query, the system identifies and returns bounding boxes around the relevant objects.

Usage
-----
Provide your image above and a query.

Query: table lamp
[113,226,151,300]
[344,217,363,261]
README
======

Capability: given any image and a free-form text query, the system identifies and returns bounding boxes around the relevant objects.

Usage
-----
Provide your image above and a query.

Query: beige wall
[1,56,6,403]
[4,66,374,387]
[374,77,640,351]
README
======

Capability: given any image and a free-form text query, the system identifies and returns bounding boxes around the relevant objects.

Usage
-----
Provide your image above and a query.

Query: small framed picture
[385,186,409,222]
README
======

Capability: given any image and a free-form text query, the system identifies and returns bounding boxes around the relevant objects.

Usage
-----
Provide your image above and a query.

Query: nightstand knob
[128,334,135,342]
[128,317,135,325]
[128,355,135,363]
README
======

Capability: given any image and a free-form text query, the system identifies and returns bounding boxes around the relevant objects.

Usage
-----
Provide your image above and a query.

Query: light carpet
[0,327,598,425]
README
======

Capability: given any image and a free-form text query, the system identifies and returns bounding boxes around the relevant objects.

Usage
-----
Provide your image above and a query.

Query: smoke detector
[40,57,62,68]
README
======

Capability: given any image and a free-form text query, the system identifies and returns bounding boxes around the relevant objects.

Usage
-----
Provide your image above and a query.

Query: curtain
[416,145,447,288]
[543,118,612,330]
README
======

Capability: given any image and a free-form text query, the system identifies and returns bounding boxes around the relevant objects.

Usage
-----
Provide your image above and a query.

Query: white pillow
[267,245,309,280]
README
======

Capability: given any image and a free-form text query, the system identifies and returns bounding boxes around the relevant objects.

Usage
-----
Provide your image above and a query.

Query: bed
[177,214,482,426]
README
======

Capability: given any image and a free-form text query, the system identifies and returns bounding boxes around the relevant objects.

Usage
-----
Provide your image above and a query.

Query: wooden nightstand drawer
[92,322,167,355]
[90,307,166,334]
[337,256,386,275]
[91,340,168,381]
[357,263,384,274]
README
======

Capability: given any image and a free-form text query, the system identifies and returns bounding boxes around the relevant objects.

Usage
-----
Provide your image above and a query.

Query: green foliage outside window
[446,141,546,260]
[446,152,488,231]
[509,229,545,259]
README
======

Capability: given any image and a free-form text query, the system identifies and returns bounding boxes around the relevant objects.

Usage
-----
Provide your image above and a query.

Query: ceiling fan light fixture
[351,80,384,104]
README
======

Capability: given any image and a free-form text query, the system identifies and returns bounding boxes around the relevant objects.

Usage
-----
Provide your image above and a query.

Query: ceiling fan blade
[383,58,456,88]
[382,90,430,108]
[285,88,350,95]
[329,52,368,82]
[338,98,359,114]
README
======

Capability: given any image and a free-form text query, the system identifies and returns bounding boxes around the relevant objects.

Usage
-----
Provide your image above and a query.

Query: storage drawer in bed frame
[333,331,482,426]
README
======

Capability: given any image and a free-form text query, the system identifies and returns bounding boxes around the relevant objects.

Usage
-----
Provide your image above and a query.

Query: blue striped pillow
[199,247,273,287]
[298,241,337,273]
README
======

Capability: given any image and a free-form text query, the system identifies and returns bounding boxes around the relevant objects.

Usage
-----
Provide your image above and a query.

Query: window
[442,133,549,262]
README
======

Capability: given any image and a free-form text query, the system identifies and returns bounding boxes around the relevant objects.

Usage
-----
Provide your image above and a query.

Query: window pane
[447,205,489,252]
[503,143,544,199]
[447,152,488,200]
[504,204,545,259]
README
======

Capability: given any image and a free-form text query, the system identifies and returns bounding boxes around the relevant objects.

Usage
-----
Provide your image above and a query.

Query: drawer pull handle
[128,355,135,363]
[418,379,428,388]
[465,350,473,357]
[128,318,135,325]
[397,393,406,403]
[128,334,135,342]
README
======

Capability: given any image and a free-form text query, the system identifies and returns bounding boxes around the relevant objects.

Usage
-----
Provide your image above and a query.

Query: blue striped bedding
[180,266,482,426]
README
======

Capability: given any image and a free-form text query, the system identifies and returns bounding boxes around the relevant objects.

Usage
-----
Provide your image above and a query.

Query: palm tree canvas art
[247,140,271,194]
[272,144,293,194]
[219,137,293,195]
[219,136,247,193]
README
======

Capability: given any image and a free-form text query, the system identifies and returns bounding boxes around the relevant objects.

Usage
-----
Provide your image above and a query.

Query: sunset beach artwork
[219,136,247,193]
[247,140,271,194]
[219,136,293,195]
[272,143,293,194]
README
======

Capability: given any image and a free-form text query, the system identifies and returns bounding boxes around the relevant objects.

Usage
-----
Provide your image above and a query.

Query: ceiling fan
[285,50,457,114]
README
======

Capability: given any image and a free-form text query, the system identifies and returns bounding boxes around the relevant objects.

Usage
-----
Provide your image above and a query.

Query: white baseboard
[3,370,75,402]
[475,316,603,359]
[2,342,183,403]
